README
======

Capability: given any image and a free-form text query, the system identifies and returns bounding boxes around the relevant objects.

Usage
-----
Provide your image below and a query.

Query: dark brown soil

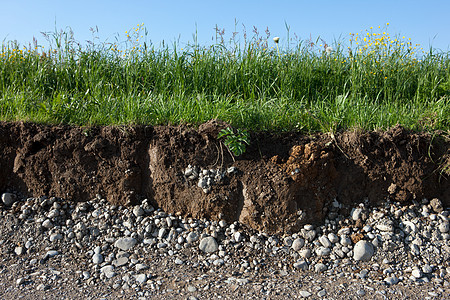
[0,121,448,233]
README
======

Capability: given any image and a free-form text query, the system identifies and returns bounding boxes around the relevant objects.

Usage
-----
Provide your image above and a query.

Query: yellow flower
[386,22,390,26]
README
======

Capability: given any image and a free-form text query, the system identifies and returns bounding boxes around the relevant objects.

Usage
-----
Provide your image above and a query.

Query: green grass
[1,23,449,132]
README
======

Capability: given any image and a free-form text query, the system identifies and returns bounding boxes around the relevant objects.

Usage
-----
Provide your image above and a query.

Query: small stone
[16,277,25,285]
[299,249,312,259]
[300,290,312,298]
[327,233,339,243]
[135,263,148,271]
[430,198,443,213]
[100,265,115,278]
[93,253,104,264]
[1,193,16,206]
[14,246,24,256]
[199,236,218,253]
[316,247,331,256]
[439,222,449,233]
[42,219,53,229]
[352,208,363,221]
[291,238,305,251]
[293,260,308,271]
[384,275,399,285]
[353,240,374,261]
[113,256,129,267]
[114,237,137,251]
[135,274,147,284]
[45,250,59,258]
[187,285,197,292]
[175,258,184,265]
[319,235,332,248]
[186,232,199,243]
[317,289,327,297]
[49,233,63,242]
[133,206,145,217]
[356,289,366,296]
[314,263,327,273]
[233,231,243,243]
[422,264,433,274]
[412,268,422,278]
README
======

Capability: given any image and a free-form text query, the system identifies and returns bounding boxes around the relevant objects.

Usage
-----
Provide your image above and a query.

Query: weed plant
[0,23,449,132]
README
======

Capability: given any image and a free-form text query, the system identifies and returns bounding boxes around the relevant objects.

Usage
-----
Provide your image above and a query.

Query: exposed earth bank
[0,121,449,233]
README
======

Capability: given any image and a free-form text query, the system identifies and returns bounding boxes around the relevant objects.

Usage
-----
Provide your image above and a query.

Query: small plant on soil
[218,127,250,157]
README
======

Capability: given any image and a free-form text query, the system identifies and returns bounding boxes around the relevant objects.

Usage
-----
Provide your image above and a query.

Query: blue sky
[1,0,449,52]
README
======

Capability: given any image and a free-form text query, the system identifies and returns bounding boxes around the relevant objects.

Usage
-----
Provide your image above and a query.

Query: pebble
[353,240,374,261]
[1,193,16,206]
[299,290,311,298]
[291,238,305,251]
[199,236,218,253]
[114,237,137,251]
[93,253,104,264]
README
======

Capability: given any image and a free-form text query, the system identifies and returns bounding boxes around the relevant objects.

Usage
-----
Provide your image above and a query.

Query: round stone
[353,240,374,261]
[300,290,312,297]
[114,237,137,251]
[291,238,305,251]
[199,236,218,253]
[439,222,449,233]
[314,263,327,273]
[319,235,332,248]
[135,274,147,284]
[412,268,422,278]
[186,232,199,243]
[92,253,104,264]
[1,193,16,206]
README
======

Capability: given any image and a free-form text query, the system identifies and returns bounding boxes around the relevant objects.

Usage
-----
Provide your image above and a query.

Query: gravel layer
[0,192,449,299]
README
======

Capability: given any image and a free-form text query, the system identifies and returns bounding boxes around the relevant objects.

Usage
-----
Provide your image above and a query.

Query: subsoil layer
[0,121,449,233]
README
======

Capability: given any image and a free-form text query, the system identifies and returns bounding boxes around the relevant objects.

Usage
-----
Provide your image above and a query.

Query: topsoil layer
[0,121,449,233]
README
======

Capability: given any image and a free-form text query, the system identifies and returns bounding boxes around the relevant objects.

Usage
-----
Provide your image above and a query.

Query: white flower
[273,37,280,44]
[326,46,333,54]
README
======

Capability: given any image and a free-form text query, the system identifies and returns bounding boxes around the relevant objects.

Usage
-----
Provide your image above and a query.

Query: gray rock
[291,238,305,251]
[439,222,449,233]
[113,256,129,267]
[100,265,115,278]
[384,275,399,285]
[300,290,312,298]
[92,253,104,264]
[45,250,59,258]
[314,263,327,273]
[316,247,331,256]
[412,268,422,278]
[42,219,53,229]
[293,260,308,271]
[14,246,24,256]
[199,236,218,253]
[430,198,443,213]
[422,264,433,274]
[1,193,16,206]
[114,237,137,251]
[135,263,148,271]
[186,232,199,243]
[319,235,332,248]
[133,206,145,217]
[135,274,147,284]
[353,240,374,261]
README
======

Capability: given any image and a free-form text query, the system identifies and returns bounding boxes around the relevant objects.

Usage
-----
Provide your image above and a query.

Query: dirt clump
[0,121,448,233]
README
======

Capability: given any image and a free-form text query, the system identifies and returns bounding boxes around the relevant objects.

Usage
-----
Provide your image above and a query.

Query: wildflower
[326,46,333,54]
[273,37,280,44]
